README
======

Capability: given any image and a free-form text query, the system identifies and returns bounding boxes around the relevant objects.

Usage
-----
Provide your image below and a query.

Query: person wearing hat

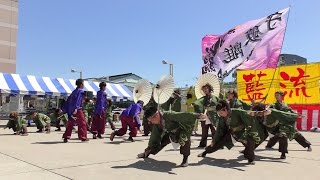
[62,79,88,142]
[266,91,312,152]
[30,111,51,133]
[110,100,144,142]
[91,82,107,139]
[4,112,28,136]
[137,106,201,167]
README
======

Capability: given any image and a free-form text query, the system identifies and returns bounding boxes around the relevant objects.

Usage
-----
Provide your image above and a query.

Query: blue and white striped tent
[0,73,132,101]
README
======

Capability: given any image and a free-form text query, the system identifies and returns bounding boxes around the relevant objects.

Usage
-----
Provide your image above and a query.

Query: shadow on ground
[105,139,145,145]
[188,155,288,172]
[111,158,177,175]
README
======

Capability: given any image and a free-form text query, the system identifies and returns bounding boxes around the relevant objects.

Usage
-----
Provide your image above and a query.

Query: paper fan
[153,75,174,105]
[133,79,152,105]
[195,73,220,99]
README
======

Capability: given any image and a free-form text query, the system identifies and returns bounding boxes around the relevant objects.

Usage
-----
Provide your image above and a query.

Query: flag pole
[263,6,292,103]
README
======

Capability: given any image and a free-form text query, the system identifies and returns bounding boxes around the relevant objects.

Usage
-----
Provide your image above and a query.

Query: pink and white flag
[202,8,289,79]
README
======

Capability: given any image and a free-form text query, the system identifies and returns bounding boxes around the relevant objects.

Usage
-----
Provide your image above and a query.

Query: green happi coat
[229,99,252,110]
[193,95,219,124]
[229,109,268,145]
[33,113,51,129]
[83,102,94,122]
[270,101,299,135]
[270,102,296,113]
[50,113,67,126]
[105,105,117,121]
[266,107,298,140]
[6,116,27,132]
[213,116,234,149]
[161,97,182,112]
[148,111,197,149]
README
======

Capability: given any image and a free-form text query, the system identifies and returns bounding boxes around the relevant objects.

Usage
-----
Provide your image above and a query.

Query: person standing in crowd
[193,84,219,148]
[110,100,144,142]
[227,89,252,110]
[91,82,107,139]
[106,98,116,131]
[83,98,95,131]
[186,87,198,136]
[161,89,182,112]
[62,79,88,143]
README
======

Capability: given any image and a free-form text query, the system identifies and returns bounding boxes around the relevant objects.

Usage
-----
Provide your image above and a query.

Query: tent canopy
[0,73,132,99]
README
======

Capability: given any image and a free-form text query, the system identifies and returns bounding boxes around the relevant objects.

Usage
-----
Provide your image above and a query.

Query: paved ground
[0,121,319,180]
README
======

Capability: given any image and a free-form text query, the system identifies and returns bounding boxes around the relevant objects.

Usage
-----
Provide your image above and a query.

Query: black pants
[267,133,311,149]
[145,134,191,157]
[199,121,215,147]
[243,137,256,162]
[56,119,62,129]
[204,133,231,154]
[266,134,288,153]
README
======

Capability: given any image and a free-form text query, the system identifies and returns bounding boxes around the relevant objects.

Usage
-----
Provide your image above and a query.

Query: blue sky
[17,0,320,87]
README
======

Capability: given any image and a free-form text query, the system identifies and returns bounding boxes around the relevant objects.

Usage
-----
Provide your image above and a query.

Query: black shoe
[63,138,68,143]
[239,150,245,154]
[93,134,97,139]
[111,125,115,131]
[265,146,273,149]
[248,160,255,165]
[137,153,146,158]
[81,139,89,142]
[97,134,103,139]
[55,129,61,132]
[142,134,149,137]
[127,136,134,142]
[197,152,206,157]
[280,153,286,159]
[36,129,43,133]
[179,156,188,167]
[179,160,188,167]
[197,145,206,148]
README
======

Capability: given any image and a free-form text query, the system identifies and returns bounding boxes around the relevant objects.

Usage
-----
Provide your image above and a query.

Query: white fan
[153,75,174,105]
[133,79,152,105]
[195,73,220,99]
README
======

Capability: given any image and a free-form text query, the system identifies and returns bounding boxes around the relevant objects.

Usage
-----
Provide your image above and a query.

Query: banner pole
[263,6,292,103]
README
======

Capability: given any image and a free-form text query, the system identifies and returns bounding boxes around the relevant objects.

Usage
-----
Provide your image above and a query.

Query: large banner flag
[237,63,320,105]
[202,8,289,80]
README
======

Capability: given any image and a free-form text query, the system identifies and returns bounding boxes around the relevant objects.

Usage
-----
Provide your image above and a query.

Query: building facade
[0,0,18,73]
[85,73,144,91]
[279,54,307,66]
